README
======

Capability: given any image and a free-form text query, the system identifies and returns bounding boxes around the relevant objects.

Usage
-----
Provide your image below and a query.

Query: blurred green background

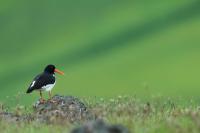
[0,0,200,104]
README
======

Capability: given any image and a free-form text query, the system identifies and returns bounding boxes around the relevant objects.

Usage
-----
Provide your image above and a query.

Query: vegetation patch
[0,96,200,133]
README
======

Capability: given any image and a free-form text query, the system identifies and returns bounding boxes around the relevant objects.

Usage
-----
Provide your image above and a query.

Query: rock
[0,95,90,124]
[71,119,129,133]
[33,95,91,124]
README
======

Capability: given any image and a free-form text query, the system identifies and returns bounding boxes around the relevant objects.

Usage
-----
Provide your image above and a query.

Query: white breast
[41,82,56,91]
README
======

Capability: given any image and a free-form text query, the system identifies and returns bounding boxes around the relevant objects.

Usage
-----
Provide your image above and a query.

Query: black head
[44,64,56,74]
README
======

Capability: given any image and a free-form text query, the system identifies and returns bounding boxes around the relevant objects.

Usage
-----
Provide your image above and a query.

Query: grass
[1,1,200,132]
[1,96,200,133]
[0,0,200,104]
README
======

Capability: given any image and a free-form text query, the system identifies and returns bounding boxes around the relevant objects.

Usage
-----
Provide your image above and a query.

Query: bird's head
[44,64,64,75]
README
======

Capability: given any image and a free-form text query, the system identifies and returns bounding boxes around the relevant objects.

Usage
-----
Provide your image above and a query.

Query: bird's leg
[48,91,56,103]
[39,90,45,103]
[48,91,52,99]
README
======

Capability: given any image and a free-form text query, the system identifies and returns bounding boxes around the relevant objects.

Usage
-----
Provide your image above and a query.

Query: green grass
[1,96,200,133]
[1,1,200,132]
[0,0,200,105]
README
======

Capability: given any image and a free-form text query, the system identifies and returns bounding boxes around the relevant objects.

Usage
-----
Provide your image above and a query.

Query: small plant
[0,96,200,133]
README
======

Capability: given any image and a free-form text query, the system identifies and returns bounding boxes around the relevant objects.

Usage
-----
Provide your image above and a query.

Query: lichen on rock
[33,95,91,123]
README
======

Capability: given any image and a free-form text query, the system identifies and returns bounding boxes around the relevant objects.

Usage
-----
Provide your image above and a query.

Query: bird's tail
[26,88,33,93]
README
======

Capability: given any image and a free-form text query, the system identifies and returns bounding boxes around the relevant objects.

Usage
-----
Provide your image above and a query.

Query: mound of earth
[71,119,129,133]
[33,95,92,123]
[0,95,129,132]
[0,95,91,123]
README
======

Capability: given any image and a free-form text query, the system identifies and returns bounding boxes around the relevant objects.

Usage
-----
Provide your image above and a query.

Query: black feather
[26,73,55,93]
[26,88,33,93]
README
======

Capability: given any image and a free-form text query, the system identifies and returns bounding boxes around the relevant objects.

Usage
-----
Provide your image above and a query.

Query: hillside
[0,0,200,104]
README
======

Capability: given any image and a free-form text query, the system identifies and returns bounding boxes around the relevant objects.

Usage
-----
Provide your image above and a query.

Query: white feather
[30,81,36,87]
[41,82,56,91]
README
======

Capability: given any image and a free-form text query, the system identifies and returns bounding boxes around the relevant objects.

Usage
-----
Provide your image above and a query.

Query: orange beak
[54,68,64,75]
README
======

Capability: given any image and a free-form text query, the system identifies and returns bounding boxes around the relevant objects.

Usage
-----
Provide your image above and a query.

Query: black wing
[26,73,55,93]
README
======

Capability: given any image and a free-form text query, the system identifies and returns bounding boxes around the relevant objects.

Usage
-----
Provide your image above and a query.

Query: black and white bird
[26,64,64,102]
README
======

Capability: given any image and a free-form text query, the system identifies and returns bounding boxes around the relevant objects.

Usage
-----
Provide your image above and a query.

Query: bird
[26,64,64,103]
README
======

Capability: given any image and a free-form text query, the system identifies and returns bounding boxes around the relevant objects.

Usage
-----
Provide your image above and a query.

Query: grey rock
[0,95,91,124]
[71,119,129,133]
[33,95,91,124]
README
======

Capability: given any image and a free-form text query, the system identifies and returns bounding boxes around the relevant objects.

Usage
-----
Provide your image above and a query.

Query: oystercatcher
[26,64,64,102]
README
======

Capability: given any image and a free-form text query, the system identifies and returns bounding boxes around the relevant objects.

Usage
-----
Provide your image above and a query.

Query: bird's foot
[39,98,46,104]
[48,99,57,103]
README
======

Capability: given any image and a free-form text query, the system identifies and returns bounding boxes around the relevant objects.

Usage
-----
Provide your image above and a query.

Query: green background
[0,0,200,105]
